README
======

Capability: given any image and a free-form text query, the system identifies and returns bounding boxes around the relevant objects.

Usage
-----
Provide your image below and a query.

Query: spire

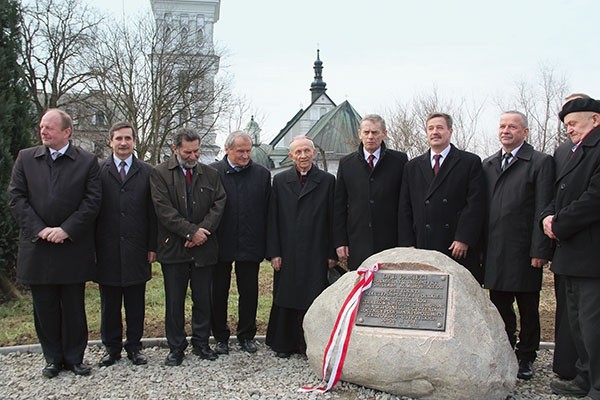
[310,49,327,103]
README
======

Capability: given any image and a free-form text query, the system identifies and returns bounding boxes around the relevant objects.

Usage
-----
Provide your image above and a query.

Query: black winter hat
[559,97,600,122]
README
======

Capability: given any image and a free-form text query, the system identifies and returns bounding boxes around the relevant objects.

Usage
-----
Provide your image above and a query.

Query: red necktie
[433,154,441,175]
[185,168,192,186]
[368,154,375,169]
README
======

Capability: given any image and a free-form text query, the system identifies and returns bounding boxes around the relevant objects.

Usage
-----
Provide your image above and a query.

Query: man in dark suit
[482,111,555,380]
[542,97,600,399]
[398,112,485,282]
[95,121,157,367]
[334,114,408,270]
[8,108,101,378]
[210,131,271,355]
[265,136,336,358]
[150,128,226,366]
[551,93,592,381]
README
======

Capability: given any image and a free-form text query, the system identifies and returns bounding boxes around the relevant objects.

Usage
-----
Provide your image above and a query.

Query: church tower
[150,0,221,159]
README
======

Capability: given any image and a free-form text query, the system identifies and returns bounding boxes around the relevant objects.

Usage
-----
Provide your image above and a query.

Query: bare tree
[497,65,568,154]
[20,0,103,117]
[386,88,486,158]
[87,13,230,163]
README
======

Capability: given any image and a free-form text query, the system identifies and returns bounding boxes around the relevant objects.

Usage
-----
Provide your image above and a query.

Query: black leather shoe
[164,351,184,366]
[98,352,121,367]
[127,350,148,365]
[214,341,229,355]
[275,352,291,359]
[517,360,534,380]
[65,362,92,376]
[192,344,218,361]
[550,378,589,397]
[42,363,61,378]
[239,339,257,353]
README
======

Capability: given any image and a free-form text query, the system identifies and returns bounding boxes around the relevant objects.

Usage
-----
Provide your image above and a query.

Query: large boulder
[304,247,517,400]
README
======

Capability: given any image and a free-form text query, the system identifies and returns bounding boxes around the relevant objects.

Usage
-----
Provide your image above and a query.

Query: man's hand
[148,251,157,263]
[271,257,282,271]
[328,259,337,268]
[336,246,349,260]
[184,228,211,248]
[531,258,548,268]
[542,215,557,240]
[37,227,69,243]
[449,241,469,259]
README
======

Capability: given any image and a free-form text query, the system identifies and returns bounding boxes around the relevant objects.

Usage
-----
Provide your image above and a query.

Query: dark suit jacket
[333,142,408,269]
[266,165,335,310]
[150,157,226,266]
[94,156,157,286]
[482,142,555,292]
[541,126,600,278]
[8,143,102,285]
[210,157,271,263]
[398,144,486,282]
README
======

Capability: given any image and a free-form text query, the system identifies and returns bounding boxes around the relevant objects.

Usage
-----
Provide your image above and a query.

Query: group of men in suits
[9,96,600,399]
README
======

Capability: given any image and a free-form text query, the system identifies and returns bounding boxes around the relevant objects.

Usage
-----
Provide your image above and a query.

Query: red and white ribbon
[299,262,380,393]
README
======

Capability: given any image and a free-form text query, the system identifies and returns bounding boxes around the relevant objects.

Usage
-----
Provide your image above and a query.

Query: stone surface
[304,247,518,400]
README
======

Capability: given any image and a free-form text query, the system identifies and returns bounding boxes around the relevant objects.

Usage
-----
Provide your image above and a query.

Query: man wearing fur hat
[541,97,600,400]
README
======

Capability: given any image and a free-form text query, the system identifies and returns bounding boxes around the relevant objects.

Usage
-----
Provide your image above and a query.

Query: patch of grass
[0,262,274,347]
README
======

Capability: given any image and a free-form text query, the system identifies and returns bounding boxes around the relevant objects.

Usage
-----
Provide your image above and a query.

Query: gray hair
[360,114,386,131]
[503,111,529,128]
[173,128,201,148]
[224,130,253,149]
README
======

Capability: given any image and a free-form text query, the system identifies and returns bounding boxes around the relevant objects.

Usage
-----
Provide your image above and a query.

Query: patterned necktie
[186,168,192,186]
[501,152,512,171]
[119,160,127,182]
[433,154,441,175]
[51,151,61,161]
[368,154,375,170]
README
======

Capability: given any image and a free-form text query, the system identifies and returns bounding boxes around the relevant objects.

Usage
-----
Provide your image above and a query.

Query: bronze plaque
[356,272,449,331]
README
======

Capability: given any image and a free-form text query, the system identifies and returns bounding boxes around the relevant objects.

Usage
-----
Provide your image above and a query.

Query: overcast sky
[102,0,599,145]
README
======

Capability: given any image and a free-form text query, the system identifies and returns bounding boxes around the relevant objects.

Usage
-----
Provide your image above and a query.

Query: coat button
[444,224,449,229]
[560,183,566,190]
[442,198,448,203]
[370,199,375,204]
[425,224,430,229]
[425,200,430,205]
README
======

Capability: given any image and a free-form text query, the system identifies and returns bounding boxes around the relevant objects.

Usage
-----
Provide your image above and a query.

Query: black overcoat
[94,156,157,286]
[266,165,336,310]
[333,143,408,269]
[482,142,555,292]
[210,157,271,263]
[398,144,486,282]
[8,143,102,285]
[541,126,600,278]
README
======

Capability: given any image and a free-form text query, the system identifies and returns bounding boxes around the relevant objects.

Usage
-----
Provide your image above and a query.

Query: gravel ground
[0,342,581,400]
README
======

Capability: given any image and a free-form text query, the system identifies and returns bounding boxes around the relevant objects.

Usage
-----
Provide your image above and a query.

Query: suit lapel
[426,146,459,198]
[284,168,301,197]
[299,167,321,199]
[417,151,434,189]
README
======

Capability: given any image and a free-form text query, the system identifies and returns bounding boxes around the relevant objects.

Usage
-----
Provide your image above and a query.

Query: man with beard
[265,136,336,358]
[150,129,226,366]
[398,112,486,283]
[542,97,600,400]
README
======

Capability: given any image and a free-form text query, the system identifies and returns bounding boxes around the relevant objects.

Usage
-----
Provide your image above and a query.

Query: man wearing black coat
[266,136,336,358]
[95,121,157,367]
[542,97,600,399]
[8,109,101,378]
[334,114,408,270]
[398,112,485,282]
[482,111,554,380]
[210,131,270,355]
